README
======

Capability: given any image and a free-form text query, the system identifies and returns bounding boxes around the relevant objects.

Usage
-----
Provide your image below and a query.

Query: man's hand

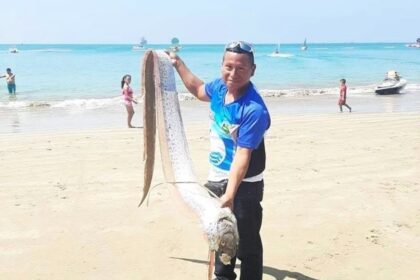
[220,193,234,210]
[165,51,181,68]
[164,51,208,101]
[219,147,253,211]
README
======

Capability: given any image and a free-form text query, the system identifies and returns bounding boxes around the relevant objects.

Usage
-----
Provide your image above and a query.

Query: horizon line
[0,41,413,45]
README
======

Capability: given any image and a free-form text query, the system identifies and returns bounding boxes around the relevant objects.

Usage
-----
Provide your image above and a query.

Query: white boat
[132,36,148,51]
[301,38,308,51]
[269,52,294,58]
[406,38,420,48]
[9,47,18,53]
[269,44,293,58]
[375,70,407,95]
[132,45,146,51]
[271,44,280,55]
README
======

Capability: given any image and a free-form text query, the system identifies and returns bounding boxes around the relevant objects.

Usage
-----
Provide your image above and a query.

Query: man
[0,68,16,94]
[169,41,270,280]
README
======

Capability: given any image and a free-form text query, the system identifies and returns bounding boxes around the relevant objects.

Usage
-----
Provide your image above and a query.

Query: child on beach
[0,68,16,94]
[121,74,137,128]
[338,78,352,112]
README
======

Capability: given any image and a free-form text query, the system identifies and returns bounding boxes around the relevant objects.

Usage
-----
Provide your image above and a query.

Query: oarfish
[139,50,239,266]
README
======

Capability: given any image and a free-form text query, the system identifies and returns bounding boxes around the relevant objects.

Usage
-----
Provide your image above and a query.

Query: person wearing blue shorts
[0,68,16,94]
[169,41,271,280]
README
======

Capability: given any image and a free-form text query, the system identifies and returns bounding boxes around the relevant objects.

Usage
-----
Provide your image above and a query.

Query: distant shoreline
[0,42,416,45]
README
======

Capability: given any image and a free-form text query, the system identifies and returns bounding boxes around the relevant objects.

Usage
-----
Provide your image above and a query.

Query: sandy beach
[1,111,419,279]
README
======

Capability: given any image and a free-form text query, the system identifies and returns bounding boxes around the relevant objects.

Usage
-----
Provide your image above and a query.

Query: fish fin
[139,50,156,206]
[208,250,215,280]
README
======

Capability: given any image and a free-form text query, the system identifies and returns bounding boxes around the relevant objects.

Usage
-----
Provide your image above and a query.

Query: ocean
[0,43,419,133]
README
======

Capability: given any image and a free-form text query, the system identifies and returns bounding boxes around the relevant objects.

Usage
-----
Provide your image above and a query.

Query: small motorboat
[269,43,293,58]
[9,47,18,53]
[132,45,146,51]
[270,44,280,56]
[406,38,420,48]
[132,36,147,51]
[375,70,407,95]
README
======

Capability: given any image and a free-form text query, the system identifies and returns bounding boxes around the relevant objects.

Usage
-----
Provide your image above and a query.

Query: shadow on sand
[171,257,319,280]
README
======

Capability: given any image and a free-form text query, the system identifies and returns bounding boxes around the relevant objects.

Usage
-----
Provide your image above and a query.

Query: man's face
[221,52,255,93]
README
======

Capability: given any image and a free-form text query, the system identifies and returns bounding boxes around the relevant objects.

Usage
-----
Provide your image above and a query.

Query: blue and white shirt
[205,78,271,182]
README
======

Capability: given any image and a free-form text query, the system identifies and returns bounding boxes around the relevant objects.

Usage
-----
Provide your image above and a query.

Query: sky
[1,0,419,44]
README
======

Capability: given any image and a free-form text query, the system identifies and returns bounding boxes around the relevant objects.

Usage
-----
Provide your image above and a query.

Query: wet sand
[1,88,419,134]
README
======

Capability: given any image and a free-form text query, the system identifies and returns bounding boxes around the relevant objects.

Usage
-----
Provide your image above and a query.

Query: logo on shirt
[221,122,239,142]
[221,123,230,134]
[209,151,224,165]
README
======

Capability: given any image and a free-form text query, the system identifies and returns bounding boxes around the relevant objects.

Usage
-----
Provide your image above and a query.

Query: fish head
[216,210,239,265]
[218,231,237,265]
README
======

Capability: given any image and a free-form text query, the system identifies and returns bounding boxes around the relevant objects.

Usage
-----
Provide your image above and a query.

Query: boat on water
[269,44,293,58]
[9,47,18,53]
[132,45,145,51]
[271,44,280,55]
[406,38,420,48]
[301,38,308,51]
[132,37,148,51]
[375,70,407,95]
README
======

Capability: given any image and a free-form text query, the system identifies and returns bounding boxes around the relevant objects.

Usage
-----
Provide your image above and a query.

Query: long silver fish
[140,50,239,265]
[139,50,156,207]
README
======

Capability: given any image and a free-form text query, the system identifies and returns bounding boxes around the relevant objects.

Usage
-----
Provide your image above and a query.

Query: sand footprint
[366,229,381,245]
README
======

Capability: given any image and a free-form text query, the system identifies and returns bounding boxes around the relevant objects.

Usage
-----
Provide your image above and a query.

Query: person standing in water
[338,78,352,113]
[0,68,16,94]
[121,74,137,128]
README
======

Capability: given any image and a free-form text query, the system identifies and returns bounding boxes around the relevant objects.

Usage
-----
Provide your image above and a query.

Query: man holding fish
[169,41,271,280]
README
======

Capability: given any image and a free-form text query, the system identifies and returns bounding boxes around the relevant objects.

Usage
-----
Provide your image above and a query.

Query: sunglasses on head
[224,41,254,54]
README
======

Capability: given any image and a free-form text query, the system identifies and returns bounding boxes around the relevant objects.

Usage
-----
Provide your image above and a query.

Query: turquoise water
[1,43,419,107]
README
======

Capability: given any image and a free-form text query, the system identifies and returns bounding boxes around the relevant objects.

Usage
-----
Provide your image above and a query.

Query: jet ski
[375,70,407,95]
[406,38,420,48]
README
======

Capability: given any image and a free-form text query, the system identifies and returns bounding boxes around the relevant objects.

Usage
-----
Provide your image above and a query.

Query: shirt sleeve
[237,106,270,149]
[205,78,222,99]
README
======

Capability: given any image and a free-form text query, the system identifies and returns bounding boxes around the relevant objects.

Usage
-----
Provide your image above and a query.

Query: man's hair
[6,68,11,72]
[340,78,346,84]
[224,46,254,65]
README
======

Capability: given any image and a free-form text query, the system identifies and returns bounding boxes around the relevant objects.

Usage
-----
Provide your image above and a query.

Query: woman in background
[121,74,137,128]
